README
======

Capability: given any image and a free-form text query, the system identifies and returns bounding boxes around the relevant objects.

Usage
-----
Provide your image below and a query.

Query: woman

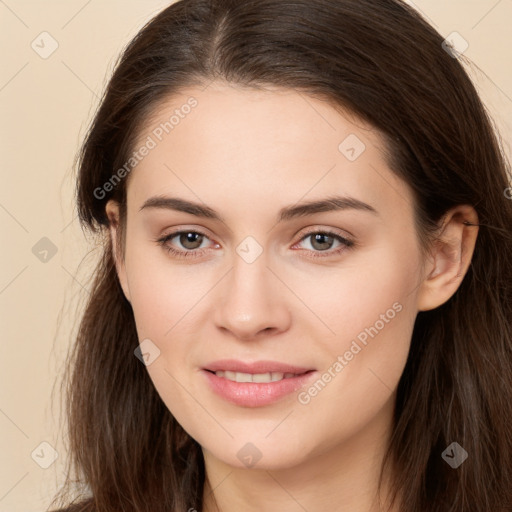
[49,0,512,510]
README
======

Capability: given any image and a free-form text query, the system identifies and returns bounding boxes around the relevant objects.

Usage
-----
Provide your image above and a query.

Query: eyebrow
[139,194,379,222]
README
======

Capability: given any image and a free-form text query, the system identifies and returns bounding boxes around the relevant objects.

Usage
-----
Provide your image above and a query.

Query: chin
[202,435,314,471]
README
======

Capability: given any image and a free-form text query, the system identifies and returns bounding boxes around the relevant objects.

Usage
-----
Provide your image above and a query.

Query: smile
[202,366,317,407]
[211,370,306,383]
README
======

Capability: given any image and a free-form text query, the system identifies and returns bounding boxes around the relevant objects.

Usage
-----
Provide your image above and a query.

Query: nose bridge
[214,238,291,338]
[227,243,274,309]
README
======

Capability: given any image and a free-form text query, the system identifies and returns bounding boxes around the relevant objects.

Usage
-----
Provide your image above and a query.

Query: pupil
[181,232,201,249]
[313,233,332,250]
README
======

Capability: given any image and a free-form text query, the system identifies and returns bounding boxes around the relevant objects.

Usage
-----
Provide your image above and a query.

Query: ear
[417,205,479,312]
[105,199,131,303]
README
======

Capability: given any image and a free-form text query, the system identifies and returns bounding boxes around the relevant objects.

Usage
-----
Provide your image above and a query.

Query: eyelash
[155,228,355,260]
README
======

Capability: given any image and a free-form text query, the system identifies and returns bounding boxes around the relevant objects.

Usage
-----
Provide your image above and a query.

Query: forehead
[126,82,413,221]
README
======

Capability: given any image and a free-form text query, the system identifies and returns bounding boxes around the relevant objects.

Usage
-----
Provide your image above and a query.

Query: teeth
[253,372,273,383]
[235,372,253,383]
[214,371,299,383]
[224,370,236,381]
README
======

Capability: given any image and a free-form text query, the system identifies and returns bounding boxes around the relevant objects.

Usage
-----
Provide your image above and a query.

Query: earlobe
[105,200,131,303]
[417,205,479,312]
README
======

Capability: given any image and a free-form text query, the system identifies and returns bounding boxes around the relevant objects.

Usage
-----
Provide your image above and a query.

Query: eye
[292,229,355,258]
[155,228,355,260]
[155,229,217,259]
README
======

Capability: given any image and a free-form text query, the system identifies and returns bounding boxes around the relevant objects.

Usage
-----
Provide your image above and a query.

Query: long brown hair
[49,0,512,510]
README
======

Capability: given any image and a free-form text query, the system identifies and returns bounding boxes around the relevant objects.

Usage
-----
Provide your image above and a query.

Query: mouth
[204,369,312,383]
[202,359,315,375]
[201,360,317,407]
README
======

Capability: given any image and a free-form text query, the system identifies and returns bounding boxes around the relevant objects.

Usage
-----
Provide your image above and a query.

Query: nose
[213,251,292,341]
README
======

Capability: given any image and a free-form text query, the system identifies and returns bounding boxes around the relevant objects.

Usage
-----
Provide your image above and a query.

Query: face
[107,81,429,471]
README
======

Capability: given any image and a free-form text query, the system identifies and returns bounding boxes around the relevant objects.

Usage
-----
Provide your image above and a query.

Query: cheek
[296,239,420,412]
[125,244,210,338]
[299,234,421,347]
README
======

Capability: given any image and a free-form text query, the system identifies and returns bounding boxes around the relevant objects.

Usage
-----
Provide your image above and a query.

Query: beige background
[0,1,511,510]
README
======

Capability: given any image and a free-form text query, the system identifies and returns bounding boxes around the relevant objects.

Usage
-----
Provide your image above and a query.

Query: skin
[106,81,478,511]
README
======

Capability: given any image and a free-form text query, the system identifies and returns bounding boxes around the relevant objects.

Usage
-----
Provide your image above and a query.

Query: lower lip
[202,370,317,407]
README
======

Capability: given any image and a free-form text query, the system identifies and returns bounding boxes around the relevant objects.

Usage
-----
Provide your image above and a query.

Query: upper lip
[203,359,315,374]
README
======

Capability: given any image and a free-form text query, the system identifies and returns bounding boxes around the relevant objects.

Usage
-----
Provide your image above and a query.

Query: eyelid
[158,224,353,241]
[295,225,354,241]
[158,226,216,243]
